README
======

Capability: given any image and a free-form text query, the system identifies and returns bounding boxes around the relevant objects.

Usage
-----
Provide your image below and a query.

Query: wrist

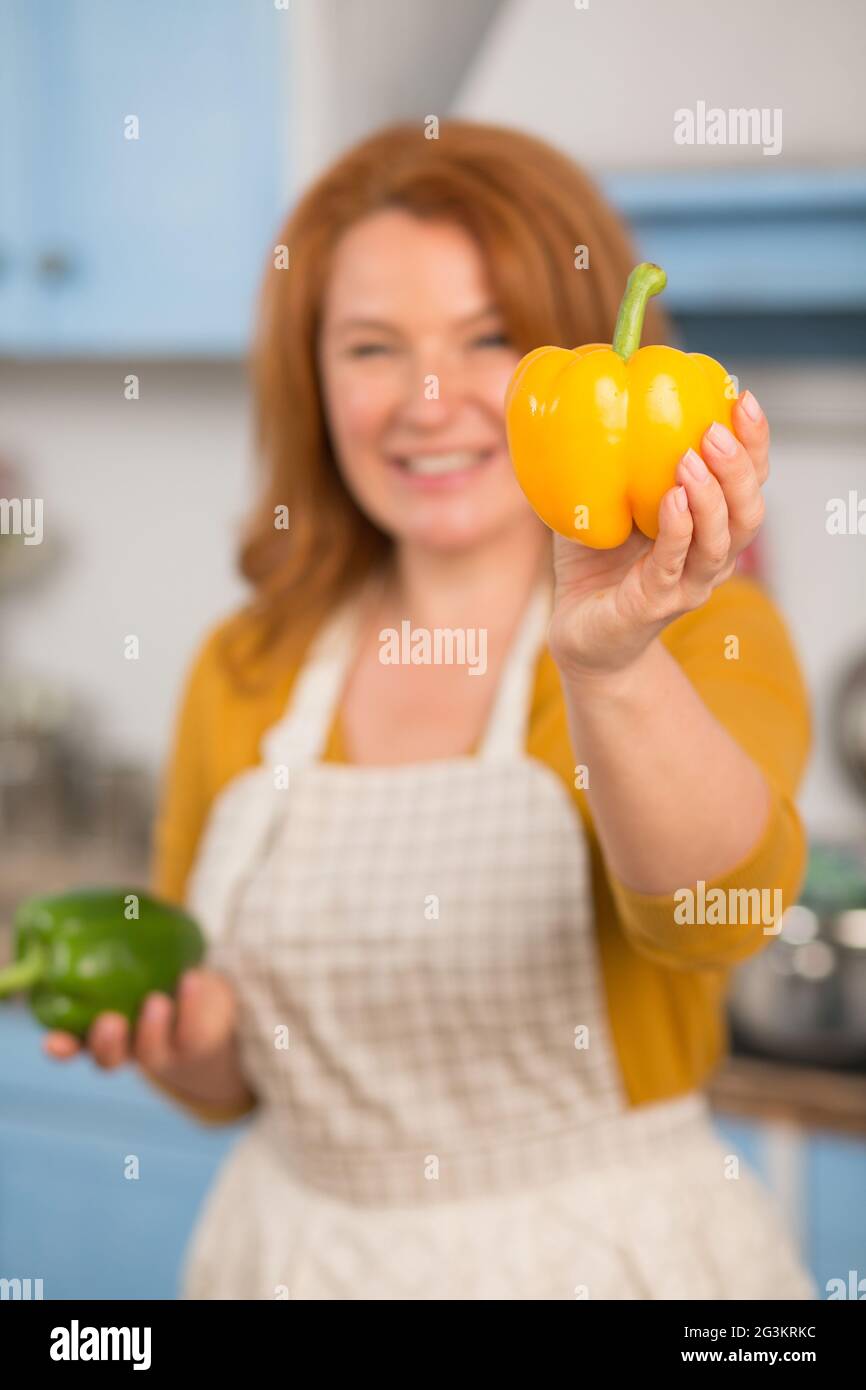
[556,638,668,706]
[151,1041,254,1112]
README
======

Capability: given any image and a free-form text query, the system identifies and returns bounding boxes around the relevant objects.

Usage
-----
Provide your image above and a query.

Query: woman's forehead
[322,210,495,322]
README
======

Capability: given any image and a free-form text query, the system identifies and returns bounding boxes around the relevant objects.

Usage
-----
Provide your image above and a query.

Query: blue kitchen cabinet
[602,169,866,359]
[1,0,286,355]
[712,1112,866,1299]
[0,2,37,349]
[603,171,866,315]
[0,1004,247,1299]
[806,1134,866,1297]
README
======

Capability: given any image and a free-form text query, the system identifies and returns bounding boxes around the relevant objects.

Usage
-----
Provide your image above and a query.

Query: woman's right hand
[42,967,256,1114]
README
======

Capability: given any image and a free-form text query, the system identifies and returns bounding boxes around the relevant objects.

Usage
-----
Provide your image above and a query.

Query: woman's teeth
[401,450,486,476]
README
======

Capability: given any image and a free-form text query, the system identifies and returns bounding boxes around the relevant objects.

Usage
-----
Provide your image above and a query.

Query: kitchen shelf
[602,169,866,312]
[602,169,866,357]
[708,1054,866,1139]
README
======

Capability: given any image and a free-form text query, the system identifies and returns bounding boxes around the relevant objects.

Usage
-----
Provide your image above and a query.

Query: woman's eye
[346,343,391,358]
[471,332,510,349]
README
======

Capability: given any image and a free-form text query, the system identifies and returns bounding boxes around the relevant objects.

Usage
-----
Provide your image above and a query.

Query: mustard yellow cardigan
[148,575,810,1123]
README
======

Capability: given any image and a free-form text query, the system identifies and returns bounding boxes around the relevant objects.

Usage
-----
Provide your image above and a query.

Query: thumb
[173,967,239,1056]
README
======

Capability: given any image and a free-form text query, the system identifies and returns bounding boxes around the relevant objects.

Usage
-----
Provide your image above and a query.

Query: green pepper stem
[0,945,45,998]
[612,262,667,361]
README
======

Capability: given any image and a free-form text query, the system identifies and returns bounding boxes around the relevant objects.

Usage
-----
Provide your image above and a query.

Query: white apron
[179,578,816,1300]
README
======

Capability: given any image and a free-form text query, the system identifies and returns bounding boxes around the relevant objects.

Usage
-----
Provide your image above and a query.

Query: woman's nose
[398,351,467,422]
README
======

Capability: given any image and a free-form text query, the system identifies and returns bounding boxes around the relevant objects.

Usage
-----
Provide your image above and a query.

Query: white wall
[455,0,866,169]
[1,362,251,772]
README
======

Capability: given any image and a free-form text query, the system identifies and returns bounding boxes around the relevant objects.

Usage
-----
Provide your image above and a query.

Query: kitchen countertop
[0,838,152,966]
[708,1054,866,1139]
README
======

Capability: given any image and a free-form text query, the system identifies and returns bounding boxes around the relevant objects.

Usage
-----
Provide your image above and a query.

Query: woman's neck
[381,521,550,636]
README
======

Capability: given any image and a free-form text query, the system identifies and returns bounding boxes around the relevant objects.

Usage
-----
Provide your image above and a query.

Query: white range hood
[452,0,866,172]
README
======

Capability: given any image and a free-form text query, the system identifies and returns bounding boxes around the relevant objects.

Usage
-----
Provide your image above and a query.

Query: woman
[46,121,815,1300]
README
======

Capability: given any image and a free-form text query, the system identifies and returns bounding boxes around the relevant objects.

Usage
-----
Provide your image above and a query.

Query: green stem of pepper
[612,262,667,361]
[0,944,46,998]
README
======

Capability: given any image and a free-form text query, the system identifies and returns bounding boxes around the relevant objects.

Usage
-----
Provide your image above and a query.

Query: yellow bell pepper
[505,262,736,548]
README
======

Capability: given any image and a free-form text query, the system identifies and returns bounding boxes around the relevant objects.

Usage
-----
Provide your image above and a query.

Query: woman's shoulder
[660,573,803,668]
[164,603,317,808]
[531,574,797,705]
[673,570,787,620]
[527,573,810,852]
[179,602,309,715]
[660,574,812,773]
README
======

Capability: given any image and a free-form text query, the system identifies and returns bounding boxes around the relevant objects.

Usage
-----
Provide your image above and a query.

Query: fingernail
[740,390,762,422]
[708,421,737,456]
[142,994,166,1021]
[674,485,689,512]
[681,448,709,482]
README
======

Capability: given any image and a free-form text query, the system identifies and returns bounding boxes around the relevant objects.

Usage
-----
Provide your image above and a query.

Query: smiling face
[317,208,539,553]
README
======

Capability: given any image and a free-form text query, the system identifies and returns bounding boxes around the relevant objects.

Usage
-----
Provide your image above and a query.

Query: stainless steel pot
[728,843,866,1068]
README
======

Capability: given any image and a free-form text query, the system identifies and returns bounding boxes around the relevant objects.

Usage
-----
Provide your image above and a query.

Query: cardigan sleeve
[606,576,811,971]
[149,625,222,905]
[145,621,259,1126]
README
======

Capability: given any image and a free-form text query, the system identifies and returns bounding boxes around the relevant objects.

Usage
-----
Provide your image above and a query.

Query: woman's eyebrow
[332,305,502,334]
[333,317,401,333]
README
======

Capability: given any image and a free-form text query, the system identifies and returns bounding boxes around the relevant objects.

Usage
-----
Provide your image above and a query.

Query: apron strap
[476,576,554,762]
[260,579,378,772]
[261,570,554,770]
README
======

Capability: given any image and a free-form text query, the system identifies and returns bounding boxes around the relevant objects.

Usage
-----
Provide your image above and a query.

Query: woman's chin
[388,508,521,554]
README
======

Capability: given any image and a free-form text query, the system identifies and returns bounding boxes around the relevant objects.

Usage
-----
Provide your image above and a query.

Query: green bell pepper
[0,887,205,1037]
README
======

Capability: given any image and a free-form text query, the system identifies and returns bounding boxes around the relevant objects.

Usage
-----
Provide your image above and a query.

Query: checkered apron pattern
[179,579,816,1300]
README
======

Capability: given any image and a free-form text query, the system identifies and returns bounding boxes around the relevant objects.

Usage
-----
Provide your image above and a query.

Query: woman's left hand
[548,390,769,682]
